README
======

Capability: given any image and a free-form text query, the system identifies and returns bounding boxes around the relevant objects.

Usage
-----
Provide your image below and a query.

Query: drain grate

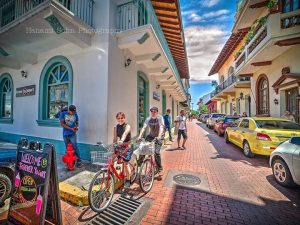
[86,197,142,225]
[173,174,201,186]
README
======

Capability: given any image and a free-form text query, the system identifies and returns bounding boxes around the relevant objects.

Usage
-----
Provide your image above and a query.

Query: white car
[270,137,300,187]
[206,113,225,129]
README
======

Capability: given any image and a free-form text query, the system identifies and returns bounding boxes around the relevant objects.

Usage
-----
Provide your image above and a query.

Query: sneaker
[77,161,83,168]
[124,180,131,188]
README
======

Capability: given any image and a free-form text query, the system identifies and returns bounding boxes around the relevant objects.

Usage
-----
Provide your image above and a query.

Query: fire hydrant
[62,143,78,171]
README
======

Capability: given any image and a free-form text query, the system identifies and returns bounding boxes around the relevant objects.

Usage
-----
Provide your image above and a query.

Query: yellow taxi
[224,117,300,157]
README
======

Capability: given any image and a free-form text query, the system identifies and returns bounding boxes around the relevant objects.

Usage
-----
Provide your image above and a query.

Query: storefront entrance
[286,87,299,123]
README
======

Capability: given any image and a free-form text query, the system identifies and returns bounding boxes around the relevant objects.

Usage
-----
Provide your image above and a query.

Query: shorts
[178,129,187,139]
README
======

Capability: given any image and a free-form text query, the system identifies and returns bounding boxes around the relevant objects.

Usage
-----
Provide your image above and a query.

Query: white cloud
[186,9,230,23]
[203,9,230,18]
[200,0,220,7]
[184,26,229,82]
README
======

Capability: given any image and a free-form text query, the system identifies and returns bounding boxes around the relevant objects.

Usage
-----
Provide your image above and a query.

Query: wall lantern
[21,70,28,78]
[239,92,244,100]
[274,98,279,105]
[156,84,160,89]
[124,58,132,67]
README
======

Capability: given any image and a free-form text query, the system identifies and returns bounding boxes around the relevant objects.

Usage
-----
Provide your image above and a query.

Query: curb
[59,179,124,206]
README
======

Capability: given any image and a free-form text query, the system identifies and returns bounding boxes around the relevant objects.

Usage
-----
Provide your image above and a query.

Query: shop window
[256,74,269,116]
[37,56,73,127]
[0,73,13,123]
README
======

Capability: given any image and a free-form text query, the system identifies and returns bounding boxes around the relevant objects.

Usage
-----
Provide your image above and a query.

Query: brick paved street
[140,120,300,225]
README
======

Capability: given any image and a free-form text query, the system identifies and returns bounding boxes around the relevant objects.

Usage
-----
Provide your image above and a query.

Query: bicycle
[88,142,138,213]
[136,138,162,193]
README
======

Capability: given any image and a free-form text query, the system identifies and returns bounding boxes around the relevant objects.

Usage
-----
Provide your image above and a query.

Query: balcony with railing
[0,0,94,68]
[210,74,251,99]
[116,0,187,100]
[0,0,94,30]
[234,11,300,74]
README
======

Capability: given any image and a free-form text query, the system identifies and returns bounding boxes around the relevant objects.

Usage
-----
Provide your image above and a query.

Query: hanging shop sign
[153,91,160,101]
[16,85,36,97]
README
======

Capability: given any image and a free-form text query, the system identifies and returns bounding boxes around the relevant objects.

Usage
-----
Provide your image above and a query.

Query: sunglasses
[150,110,158,113]
[117,117,124,120]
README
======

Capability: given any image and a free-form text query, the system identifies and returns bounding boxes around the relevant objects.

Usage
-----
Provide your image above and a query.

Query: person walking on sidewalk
[176,110,188,150]
[60,105,82,168]
[138,107,165,173]
[163,109,173,142]
[113,112,133,188]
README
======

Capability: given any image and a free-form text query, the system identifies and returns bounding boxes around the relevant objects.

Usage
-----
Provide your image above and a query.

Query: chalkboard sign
[8,140,62,225]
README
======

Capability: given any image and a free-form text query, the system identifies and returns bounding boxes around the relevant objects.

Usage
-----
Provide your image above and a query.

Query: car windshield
[224,118,239,123]
[212,114,224,118]
[255,120,300,130]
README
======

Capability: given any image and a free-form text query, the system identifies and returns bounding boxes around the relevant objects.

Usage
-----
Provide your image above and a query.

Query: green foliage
[245,15,268,44]
[211,80,218,88]
[267,0,278,8]
[235,45,245,59]
[191,110,199,115]
[199,105,209,114]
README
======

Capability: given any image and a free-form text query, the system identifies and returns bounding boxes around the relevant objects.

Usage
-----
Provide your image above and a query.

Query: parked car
[200,114,209,123]
[0,142,17,206]
[224,117,300,157]
[202,114,209,124]
[207,113,225,129]
[214,116,240,136]
[270,137,300,187]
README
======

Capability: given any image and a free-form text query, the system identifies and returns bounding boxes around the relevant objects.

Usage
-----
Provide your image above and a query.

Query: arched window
[228,66,234,75]
[38,56,73,126]
[256,74,269,115]
[0,73,13,123]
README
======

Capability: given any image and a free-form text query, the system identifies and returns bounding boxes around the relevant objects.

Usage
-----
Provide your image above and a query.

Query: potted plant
[267,0,279,13]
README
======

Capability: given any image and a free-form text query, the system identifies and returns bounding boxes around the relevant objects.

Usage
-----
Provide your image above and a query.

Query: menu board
[8,141,62,225]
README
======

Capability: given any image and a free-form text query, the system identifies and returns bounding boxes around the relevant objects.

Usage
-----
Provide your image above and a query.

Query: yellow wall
[250,45,300,117]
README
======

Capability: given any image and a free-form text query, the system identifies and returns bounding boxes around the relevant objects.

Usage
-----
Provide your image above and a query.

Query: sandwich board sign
[7,139,62,225]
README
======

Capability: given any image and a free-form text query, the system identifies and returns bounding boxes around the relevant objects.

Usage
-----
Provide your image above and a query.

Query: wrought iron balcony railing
[0,0,94,29]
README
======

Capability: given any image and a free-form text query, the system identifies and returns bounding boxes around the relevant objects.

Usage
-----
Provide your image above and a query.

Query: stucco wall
[250,45,300,117]
[0,0,111,145]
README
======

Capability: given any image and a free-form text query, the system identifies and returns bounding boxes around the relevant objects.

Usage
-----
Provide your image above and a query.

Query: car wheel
[243,141,254,158]
[0,173,12,205]
[217,130,222,137]
[225,132,230,144]
[272,159,295,187]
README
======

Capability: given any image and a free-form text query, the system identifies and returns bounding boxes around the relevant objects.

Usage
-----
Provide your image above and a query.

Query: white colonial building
[0,0,190,159]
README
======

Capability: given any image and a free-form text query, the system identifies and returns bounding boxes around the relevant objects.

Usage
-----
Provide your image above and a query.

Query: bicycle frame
[104,150,135,182]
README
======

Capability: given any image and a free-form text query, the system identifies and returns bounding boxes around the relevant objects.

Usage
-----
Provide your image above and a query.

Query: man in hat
[60,105,82,168]
[138,106,164,172]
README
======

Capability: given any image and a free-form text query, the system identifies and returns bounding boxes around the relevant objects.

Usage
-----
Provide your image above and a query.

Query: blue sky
[180,0,237,106]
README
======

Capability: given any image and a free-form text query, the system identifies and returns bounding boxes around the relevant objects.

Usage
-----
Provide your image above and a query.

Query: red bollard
[62,143,78,171]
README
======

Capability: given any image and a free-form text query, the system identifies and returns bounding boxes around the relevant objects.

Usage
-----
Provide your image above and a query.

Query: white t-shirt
[176,116,187,130]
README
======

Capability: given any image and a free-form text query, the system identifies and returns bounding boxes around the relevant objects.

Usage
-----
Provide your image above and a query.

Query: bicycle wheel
[139,158,154,193]
[88,170,115,213]
[129,154,138,184]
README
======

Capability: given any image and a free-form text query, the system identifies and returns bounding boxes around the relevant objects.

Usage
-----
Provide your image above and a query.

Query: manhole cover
[173,174,201,186]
